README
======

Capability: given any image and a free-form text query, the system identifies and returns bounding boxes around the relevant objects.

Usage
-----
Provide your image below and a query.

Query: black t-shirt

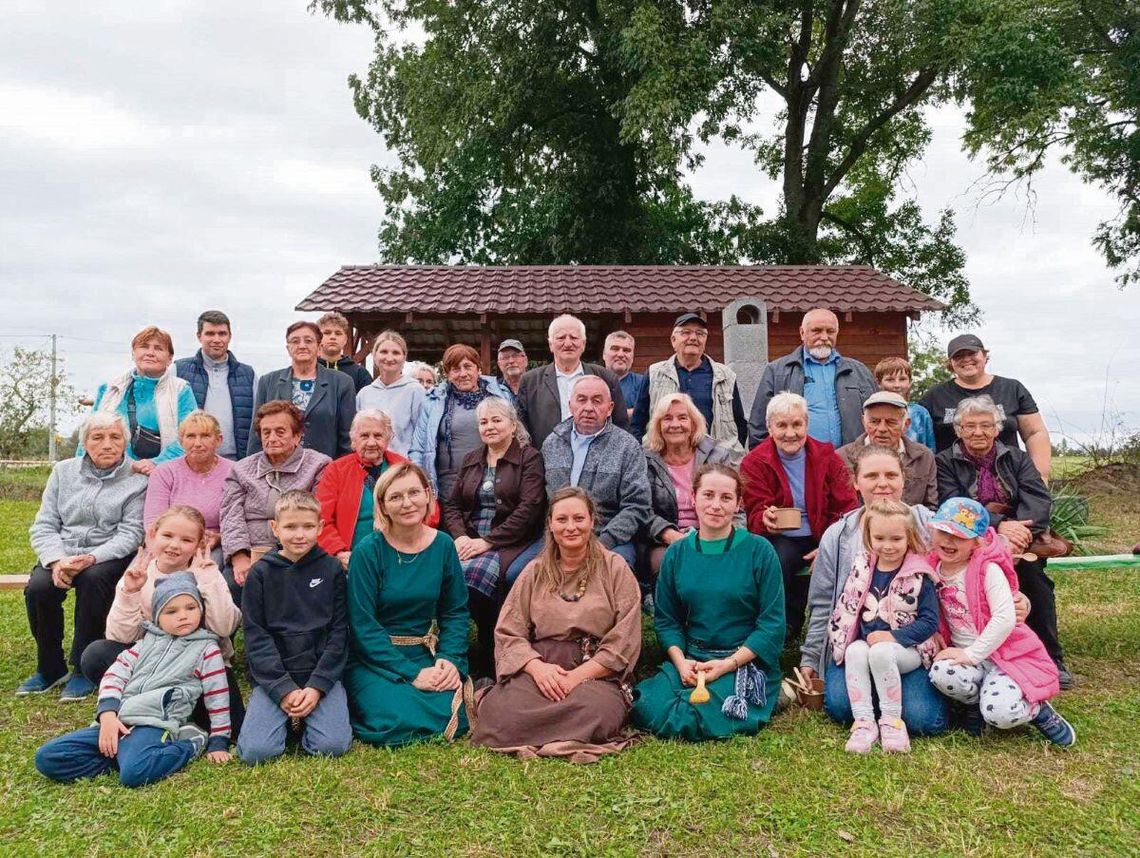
[919,375,1039,453]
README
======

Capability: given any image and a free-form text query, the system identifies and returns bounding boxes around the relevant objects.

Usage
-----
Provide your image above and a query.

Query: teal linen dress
[632,528,785,740]
[344,529,470,746]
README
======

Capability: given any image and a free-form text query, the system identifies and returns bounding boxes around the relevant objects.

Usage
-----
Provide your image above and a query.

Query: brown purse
[984,502,1071,559]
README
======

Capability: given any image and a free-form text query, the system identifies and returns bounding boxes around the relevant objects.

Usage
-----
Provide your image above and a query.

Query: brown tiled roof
[296,265,944,315]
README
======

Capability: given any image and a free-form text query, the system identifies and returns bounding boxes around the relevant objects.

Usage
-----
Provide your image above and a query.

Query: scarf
[960,442,1008,505]
[442,378,490,468]
[362,461,385,495]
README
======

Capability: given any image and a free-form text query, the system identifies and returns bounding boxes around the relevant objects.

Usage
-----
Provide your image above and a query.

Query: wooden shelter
[295,265,944,372]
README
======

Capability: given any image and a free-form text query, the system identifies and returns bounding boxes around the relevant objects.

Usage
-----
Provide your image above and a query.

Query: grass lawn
[1,462,1137,855]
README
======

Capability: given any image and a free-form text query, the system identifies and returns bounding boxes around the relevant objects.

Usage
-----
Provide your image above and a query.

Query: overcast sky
[2,2,1137,445]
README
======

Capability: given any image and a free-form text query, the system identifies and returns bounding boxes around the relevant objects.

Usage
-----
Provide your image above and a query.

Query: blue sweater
[78,373,197,464]
[858,566,939,649]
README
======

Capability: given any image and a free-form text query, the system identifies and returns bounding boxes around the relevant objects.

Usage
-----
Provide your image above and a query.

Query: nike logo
[309,578,323,588]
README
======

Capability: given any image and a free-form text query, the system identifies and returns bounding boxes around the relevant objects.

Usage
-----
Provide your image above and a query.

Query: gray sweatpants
[843,640,923,721]
[928,659,1034,729]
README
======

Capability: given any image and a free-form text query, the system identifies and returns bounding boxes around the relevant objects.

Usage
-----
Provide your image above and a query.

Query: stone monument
[722,297,768,414]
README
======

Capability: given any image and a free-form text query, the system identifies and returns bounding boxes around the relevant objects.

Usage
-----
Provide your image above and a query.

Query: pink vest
[933,530,1059,704]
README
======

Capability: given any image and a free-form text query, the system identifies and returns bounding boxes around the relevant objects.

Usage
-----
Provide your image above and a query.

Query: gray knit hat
[152,571,203,617]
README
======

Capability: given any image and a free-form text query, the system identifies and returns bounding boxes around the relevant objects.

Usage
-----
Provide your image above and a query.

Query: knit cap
[151,571,204,617]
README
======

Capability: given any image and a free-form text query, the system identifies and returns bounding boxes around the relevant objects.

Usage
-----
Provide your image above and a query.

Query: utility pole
[48,333,58,463]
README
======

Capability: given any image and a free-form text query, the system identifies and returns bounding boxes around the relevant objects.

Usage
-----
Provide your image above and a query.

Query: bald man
[747,308,876,448]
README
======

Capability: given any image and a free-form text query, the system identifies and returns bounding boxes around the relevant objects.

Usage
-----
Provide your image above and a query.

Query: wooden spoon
[689,670,710,704]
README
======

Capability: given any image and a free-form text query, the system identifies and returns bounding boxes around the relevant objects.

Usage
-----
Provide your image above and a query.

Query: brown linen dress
[470,549,642,762]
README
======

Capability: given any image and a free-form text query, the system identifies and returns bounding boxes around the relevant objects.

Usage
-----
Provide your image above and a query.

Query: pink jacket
[933,530,1059,704]
[104,555,242,661]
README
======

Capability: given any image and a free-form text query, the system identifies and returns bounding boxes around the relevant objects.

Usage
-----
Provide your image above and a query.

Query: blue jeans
[607,542,637,569]
[35,724,197,788]
[237,683,352,764]
[504,538,544,587]
[823,660,949,736]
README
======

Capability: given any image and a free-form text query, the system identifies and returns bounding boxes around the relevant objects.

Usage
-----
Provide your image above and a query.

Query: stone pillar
[722,298,768,414]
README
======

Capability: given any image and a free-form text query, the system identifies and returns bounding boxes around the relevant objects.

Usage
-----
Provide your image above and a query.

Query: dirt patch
[1070,462,1140,511]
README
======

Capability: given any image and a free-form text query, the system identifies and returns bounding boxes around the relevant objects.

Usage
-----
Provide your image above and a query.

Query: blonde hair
[152,505,207,544]
[178,410,221,438]
[274,489,321,520]
[861,499,927,555]
[475,397,530,446]
[372,462,434,535]
[643,393,707,453]
[372,330,407,358]
[529,487,608,595]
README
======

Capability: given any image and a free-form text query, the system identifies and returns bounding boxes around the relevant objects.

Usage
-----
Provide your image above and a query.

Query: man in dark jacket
[318,312,372,393]
[748,308,875,449]
[516,314,628,447]
[175,310,256,459]
[837,391,938,509]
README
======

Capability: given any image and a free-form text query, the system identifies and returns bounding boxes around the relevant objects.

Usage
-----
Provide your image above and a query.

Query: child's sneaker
[16,672,68,696]
[177,724,209,757]
[956,703,985,737]
[1030,702,1076,748]
[878,716,911,753]
[58,674,95,702]
[845,719,879,754]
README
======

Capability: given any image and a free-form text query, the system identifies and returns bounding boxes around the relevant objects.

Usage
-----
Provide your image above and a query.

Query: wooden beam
[405,312,415,324]
[844,310,854,323]
[479,326,492,373]
[623,310,632,324]
[771,309,780,324]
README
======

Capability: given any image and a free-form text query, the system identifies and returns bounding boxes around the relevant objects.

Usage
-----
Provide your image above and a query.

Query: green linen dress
[632,528,785,740]
[344,529,471,747]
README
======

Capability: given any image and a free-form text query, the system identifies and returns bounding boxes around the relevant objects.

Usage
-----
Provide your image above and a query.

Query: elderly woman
[249,321,355,460]
[143,411,233,559]
[408,361,439,392]
[441,398,546,676]
[345,462,471,747]
[919,333,1051,481]
[220,401,331,604]
[356,330,425,456]
[20,413,148,700]
[740,392,857,640]
[470,487,642,762]
[644,393,738,577]
[316,409,437,569]
[80,326,197,476]
[633,464,785,740]
[410,343,510,499]
[935,394,1069,687]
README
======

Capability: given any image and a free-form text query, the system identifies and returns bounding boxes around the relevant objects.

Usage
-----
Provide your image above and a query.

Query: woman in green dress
[632,463,786,740]
[345,461,471,747]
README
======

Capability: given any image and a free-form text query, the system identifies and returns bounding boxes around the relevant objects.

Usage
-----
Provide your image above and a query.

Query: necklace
[557,562,589,602]
[390,531,427,565]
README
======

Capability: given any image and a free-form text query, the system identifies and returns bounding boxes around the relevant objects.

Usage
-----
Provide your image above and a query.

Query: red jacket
[741,437,858,539]
[316,450,439,555]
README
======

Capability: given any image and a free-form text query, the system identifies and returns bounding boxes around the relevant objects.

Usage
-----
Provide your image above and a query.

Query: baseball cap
[673,313,707,329]
[947,334,985,357]
[497,339,525,353]
[862,391,908,410]
[930,497,990,540]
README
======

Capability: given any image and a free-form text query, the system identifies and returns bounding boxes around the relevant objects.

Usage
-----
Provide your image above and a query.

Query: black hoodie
[320,356,372,393]
[242,546,347,703]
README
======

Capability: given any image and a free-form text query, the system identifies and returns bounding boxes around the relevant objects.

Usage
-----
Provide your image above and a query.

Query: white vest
[646,358,743,454]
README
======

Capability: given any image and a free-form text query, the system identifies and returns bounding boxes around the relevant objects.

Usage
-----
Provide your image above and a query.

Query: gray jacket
[29,455,147,567]
[800,504,933,674]
[542,419,650,548]
[249,366,355,459]
[644,437,741,540]
[748,347,876,448]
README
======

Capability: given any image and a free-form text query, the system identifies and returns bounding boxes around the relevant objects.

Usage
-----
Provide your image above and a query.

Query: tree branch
[821,208,877,264]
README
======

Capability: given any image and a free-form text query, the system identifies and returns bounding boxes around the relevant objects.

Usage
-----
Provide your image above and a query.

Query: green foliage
[1050,491,1110,555]
[907,331,954,399]
[0,347,77,461]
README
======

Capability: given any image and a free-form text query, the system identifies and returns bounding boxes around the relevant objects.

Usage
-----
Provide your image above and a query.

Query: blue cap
[930,497,989,539]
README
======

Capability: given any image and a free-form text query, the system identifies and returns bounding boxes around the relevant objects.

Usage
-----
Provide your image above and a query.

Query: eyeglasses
[959,422,997,433]
[386,488,426,505]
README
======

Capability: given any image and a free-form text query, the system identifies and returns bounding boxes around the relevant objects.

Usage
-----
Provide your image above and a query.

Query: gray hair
[475,396,531,446]
[548,313,586,341]
[952,394,1003,428]
[766,391,809,424]
[604,330,635,348]
[405,360,438,382]
[82,411,130,443]
[351,408,394,440]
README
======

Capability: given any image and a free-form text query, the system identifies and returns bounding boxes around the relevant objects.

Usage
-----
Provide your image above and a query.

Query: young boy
[874,357,936,450]
[35,573,232,787]
[236,490,351,763]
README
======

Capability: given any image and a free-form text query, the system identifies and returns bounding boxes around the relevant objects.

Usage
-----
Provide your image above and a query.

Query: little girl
[927,498,1075,746]
[828,499,939,753]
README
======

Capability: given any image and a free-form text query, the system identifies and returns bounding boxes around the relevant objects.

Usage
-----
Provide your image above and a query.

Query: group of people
[21,305,1076,788]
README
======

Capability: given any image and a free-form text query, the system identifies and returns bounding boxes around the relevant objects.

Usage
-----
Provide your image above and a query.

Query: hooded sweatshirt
[241,546,348,704]
[355,373,426,456]
[321,356,372,393]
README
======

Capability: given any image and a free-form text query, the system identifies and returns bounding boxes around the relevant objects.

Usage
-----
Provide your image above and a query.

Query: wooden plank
[0,574,29,590]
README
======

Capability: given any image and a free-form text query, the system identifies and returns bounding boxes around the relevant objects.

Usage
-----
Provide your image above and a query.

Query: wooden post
[479,314,491,372]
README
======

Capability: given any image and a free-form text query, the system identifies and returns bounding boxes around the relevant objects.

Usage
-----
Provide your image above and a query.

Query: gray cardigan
[29,455,147,567]
[800,504,934,674]
[541,419,650,548]
[248,366,355,460]
[644,436,741,540]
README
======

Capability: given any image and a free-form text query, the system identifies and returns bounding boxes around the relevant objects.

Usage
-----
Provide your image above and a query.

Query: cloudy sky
[2,2,1137,445]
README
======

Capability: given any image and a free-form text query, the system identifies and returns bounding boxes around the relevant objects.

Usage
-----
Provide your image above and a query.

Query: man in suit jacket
[247,321,356,459]
[515,313,629,447]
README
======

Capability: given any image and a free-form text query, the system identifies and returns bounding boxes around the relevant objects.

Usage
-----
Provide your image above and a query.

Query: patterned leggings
[928,659,1035,729]
[844,640,923,721]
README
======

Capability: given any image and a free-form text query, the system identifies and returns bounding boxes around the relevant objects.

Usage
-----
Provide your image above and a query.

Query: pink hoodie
[933,529,1059,704]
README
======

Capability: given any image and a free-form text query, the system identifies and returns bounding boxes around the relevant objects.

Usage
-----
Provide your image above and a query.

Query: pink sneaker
[879,716,911,753]
[845,719,879,754]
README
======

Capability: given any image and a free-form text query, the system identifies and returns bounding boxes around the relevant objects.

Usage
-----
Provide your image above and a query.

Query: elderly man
[496,338,527,401]
[541,375,649,568]
[632,313,748,453]
[516,314,628,447]
[836,391,938,508]
[748,308,875,449]
[603,330,646,421]
[176,310,257,460]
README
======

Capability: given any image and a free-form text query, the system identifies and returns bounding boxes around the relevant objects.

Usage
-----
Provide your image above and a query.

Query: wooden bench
[0,574,29,590]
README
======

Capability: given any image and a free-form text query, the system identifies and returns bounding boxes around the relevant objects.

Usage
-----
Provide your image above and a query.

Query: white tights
[843,640,923,722]
[928,659,1035,729]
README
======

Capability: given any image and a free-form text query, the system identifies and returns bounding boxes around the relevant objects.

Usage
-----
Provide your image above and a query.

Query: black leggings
[467,588,502,680]
[1016,557,1064,663]
[764,534,819,640]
